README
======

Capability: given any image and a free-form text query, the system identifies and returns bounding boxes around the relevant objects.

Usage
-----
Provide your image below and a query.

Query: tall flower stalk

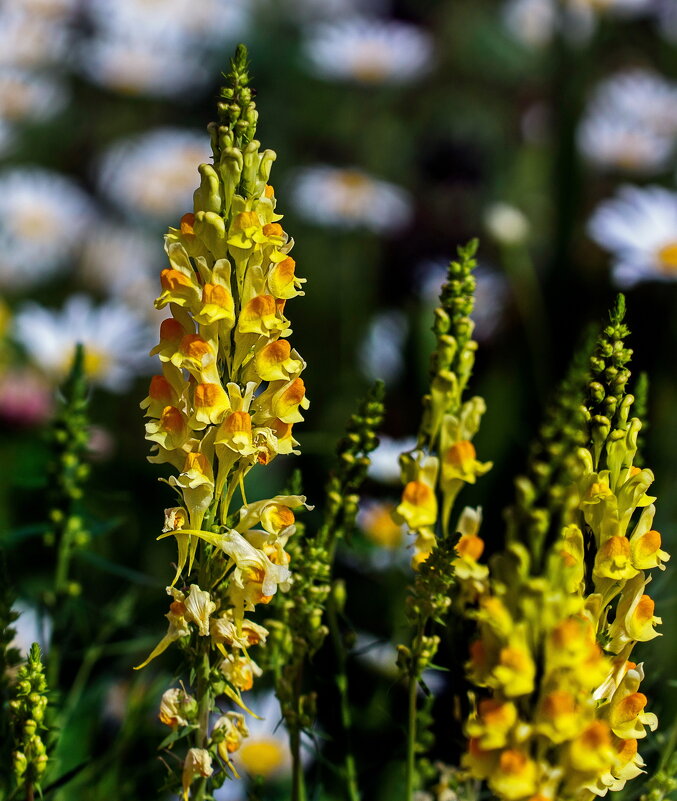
[461,296,669,800]
[395,241,492,799]
[137,44,310,801]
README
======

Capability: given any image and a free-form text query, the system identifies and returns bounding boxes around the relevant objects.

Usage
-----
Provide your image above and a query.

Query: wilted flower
[0,168,93,290]
[96,128,211,222]
[303,17,433,84]
[14,295,153,391]
[588,185,677,287]
[291,165,412,234]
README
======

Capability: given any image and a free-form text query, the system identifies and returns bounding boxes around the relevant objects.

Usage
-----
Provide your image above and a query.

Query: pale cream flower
[182,748,213,801]
[159,687,196,728]
[291,165,412,234]
[303,17,433,84]
[183,585,216,637]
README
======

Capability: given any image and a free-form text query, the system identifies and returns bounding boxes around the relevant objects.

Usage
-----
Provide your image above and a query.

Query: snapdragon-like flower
[588,185,677,287]
[138,46,310,799]
[291,165,412,234]
[460,298,668,801]
[303,17,433,85]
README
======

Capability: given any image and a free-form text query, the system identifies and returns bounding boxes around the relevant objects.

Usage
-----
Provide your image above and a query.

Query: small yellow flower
[488,749,538,801]
[466,699,518,750]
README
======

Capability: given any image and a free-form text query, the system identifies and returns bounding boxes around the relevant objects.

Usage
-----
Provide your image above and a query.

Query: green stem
[404,632,422,801]
[192,648,212,801]
[290,722,307,801]
[326,589,359,801]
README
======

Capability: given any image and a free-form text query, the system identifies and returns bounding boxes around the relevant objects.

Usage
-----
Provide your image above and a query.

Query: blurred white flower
[291,166,412,234]
[0,10,70,68]
[354,633,446,693]
[484,202,530,245]
[588,69,677,137]
[97,129,210,222]
[14,0,77,19]
[0,68,68,124]
[588,185,677,287]
[11,601,52,657]
[503,0,594,48]
[304,18,433,84]
[0,168,94,290]
[79,224,163,318]
[358,310,408,385]
[15,295,153,391]
[276,0,388,20]
[79,34,209,99]
[0,120,15,158]
[416,260,509,343]
[568,0,652,15]
[368,435,416,484]
[87,0,249,46]
[0,369,53,426]
[577,113,674,174]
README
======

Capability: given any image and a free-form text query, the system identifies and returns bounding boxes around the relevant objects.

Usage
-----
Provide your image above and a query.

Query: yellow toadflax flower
[136,46,312,800]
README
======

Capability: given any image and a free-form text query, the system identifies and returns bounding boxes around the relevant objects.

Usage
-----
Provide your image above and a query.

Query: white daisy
[0,68,68,124]
[0,10,70,68]
[79,224,163,318]
[303,18,433,85]
[96,128,211,222]
[290,165,412,234]
[588,69,677,137]
[368,435,416,484]
[0,168,94,290]
[78,34,209,99]
[14,295,154,392]
[588,185,677,287]
[416,260,509,343]
[358,310,408,385]
[577,113,673,174]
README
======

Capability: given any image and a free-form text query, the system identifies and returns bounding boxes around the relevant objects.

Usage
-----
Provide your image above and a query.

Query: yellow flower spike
[236,494,310,534]
[630,528,670,570]
[267,377,309,423]
[175,334,221,384]
[253,339,303,382]
[141,374,180,418]
[608,691,658,739]
[609,737,646,787]
[145,405,190,451]
[189,382,231,429]
[545,616,609,686]
[397,480,437,531]
[168,451,215,518]
[215,411,255,456]
[488,749,538,801]
[466,699,519,750]
[183,585,216,636]
[182,748,213,801]
[593,535,639,581]
[195,281,235,328]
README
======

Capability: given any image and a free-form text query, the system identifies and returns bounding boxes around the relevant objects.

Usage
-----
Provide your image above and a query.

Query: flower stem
[405,631,421,801]
[192,648,212,801]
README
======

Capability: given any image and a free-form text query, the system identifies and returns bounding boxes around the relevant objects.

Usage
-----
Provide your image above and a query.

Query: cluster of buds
[395,240,492,567]
[137,46,310,799]
[461,297,669,801]
[10,644,49,793]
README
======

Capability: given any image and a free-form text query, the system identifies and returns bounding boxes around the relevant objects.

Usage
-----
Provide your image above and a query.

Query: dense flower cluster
[461,299,668,801]
[137,46,309,799]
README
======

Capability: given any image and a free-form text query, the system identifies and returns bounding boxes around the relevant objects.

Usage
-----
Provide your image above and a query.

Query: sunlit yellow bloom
[466,699,518,750]
[221,651,262,692]
[535,690,584,744]
[593,535,639,581]
[254,339,303,382]
[211,612,269,652]
[565,720,614,777]
[168,451,215,517]
[462,737,498,780]
[488,749,538,801]
[490,638,536,698]
[606,665,658,739]
[145,405,190,451]
[190,382,231,429]
[214,711,249,768]
[608,574,662,651]
[141,374,180,418]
